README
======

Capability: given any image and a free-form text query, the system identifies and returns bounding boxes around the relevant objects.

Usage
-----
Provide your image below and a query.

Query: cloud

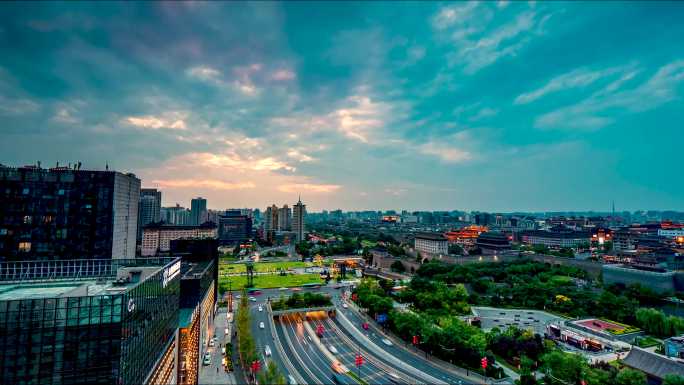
[419,141,472,163]
[470,107,499,121]
[124,113,188,130]
[189,152,295,173]
[434,3,553,74]
[186,65,222,83]
[0,97,39,115]
[514,66,630,104]
[271,69,296,81]
[535,60,684,130]
[278,183,341,193]
[270,94,396,144]
[384,188,408,196]
[153,179,256,190]
[287,150,315,162]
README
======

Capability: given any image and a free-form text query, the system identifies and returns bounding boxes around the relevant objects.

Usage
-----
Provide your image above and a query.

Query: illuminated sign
[162,260,181,288]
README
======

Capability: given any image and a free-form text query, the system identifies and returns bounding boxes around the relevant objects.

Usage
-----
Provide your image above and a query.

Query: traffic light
[481,357,488,369]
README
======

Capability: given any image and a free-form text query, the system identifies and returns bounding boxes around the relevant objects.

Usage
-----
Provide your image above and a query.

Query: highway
[233,285,484,385]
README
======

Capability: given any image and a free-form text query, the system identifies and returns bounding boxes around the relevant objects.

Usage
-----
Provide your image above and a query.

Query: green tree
[615,368,646,385]
[257,360,287,385]
[540,350,586,385]
[664,374,684,385]
[390,260,406,273]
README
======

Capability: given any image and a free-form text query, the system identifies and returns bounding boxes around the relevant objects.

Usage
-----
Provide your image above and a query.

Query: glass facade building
[0,165,140,261]
[0,258,180,385]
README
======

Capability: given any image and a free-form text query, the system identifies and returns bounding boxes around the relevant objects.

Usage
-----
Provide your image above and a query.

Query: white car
[258,306,263,312]
[382,338,393,346]
[209,340,215,347]
[265,345,272,356]
[328,345,338,354]
[249,297,257,302]
[202,353,211,366]
[342,303,348,309]
[279,287,288,291]
[259,322,265,329]
[288,375,297,385]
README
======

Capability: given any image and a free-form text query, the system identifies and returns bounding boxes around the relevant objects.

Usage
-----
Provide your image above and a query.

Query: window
[18,242,31,252]
[58,189,65,195]
[23,215,32,224]
[22,188,30,195]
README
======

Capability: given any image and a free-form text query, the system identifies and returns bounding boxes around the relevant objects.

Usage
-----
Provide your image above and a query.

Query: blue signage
[377,314,388,323]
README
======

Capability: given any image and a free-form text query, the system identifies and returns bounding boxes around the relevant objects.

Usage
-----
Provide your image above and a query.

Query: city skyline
[2,2,684,212]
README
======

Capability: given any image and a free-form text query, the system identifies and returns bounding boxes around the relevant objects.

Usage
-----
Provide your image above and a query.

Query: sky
[1,2,683,212]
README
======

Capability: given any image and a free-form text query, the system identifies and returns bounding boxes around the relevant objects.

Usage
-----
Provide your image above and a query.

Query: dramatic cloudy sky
[1,2,683,211]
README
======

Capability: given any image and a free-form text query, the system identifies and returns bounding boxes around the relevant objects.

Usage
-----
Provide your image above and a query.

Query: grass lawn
[219,261,314,276]
[219,273,324,292]
[635,336,661,348]
[549,275,573,285]
[360,240,377,248]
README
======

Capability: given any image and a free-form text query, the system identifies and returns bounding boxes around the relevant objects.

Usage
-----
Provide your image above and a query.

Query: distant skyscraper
[293,197,306,242]
[0,164,140,260]
[278,205,292,231]
[218,214,252,245]
[138,188,162,243]
[190,197,207,225]
[162,204,191,225]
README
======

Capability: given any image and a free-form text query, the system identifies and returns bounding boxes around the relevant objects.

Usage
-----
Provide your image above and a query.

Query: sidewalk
[199,307,237,385]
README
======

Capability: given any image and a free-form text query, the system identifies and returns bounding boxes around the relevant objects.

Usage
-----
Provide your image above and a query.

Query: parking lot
[472,306,565,335]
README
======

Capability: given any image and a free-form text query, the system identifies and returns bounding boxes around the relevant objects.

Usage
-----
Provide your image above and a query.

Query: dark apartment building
[218,211,252,245]
[0,164,140,261]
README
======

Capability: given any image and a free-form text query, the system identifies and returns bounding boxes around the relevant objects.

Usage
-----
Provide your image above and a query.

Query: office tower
[293,197,306,242]
[264,205,279,234]
[162,204,192,225]
[0,257,181,385]
[190,197,207,225]
[0,164,140,261]
[278,204,292,231]
[137,188,162,243]
[218,211,252,245]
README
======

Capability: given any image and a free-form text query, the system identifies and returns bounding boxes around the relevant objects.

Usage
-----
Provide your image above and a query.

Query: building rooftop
[0,258,179,301]
[414,232,447,241]
[0,279,135,301]
[623,347,684,379]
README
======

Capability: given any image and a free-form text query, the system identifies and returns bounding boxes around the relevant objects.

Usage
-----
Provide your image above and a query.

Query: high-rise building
[278,205,292,231]
[162,204,192,225]
[218,212,252,245]
[137,188,162,243]
[293,197,306,242]
[264,205,279,237]
[0,257,181,385]
[190,197,207,225]
[0,164,140,261]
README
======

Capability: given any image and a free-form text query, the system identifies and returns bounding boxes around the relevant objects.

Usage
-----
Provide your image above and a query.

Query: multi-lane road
[234,286,487,385]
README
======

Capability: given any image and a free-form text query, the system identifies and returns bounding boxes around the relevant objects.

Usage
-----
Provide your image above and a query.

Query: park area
[218,273,324,292]
[219,260,313,275]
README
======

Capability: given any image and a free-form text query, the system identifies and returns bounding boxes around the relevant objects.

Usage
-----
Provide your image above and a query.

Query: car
[264,345,272,357]
[235,295,241,299]
[259,322,265,329]
[288,375,297,385]
[202,353,211,366]
[209,340,215,347]
[258,306,263,312]
[328,345,338,354]
[279,287,288,291]
[249,297,257,302]
[225,328,229,334]
[381,338,393,346]
[342,303,348,309]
